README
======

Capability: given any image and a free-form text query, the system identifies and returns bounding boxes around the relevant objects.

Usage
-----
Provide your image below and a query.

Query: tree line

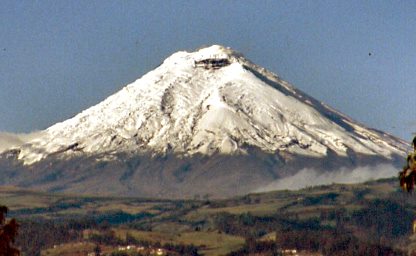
[0,205,20,256]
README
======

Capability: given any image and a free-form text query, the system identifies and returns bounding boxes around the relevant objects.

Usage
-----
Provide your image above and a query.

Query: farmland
[2,178,416,255]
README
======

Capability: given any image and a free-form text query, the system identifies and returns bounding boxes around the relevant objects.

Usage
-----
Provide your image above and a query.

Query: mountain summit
[0,45,408,198]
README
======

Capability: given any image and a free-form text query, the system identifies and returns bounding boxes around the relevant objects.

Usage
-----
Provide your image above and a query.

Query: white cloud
[0,131,43,152]
[255,164,398,193]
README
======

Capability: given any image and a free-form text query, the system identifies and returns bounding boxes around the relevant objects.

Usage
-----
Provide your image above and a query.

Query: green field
[2,178,416,255]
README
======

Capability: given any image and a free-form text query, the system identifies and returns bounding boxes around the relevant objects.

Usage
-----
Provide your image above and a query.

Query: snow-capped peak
[14,45,408,165]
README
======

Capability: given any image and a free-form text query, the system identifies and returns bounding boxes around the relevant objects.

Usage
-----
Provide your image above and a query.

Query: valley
[3,178,416,255]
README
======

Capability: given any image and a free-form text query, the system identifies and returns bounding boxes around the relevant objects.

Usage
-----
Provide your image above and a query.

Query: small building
[413,220,416,233]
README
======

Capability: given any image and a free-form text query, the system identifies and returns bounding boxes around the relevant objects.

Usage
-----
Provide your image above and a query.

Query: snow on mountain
[14,45,408,165]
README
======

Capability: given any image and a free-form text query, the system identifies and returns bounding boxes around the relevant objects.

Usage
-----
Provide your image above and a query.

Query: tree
[0,205,20,256]
[94,244,101,256]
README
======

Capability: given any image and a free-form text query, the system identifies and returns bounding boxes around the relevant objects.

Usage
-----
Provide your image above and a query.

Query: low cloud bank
[0,131,43,152]
[255,164,399,193]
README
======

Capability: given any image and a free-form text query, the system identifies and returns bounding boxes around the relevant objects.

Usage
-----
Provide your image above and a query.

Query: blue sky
[1,1,415,140]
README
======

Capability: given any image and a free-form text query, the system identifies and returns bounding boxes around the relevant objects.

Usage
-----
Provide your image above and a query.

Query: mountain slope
[0,45,409,198]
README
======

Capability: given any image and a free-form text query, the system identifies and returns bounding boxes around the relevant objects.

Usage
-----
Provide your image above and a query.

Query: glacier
[14,45,407,165]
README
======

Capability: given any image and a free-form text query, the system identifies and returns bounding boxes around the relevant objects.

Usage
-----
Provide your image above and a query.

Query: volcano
[0,45,408,198]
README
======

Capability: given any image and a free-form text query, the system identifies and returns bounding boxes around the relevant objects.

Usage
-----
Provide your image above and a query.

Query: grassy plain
[2,178,416,255]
